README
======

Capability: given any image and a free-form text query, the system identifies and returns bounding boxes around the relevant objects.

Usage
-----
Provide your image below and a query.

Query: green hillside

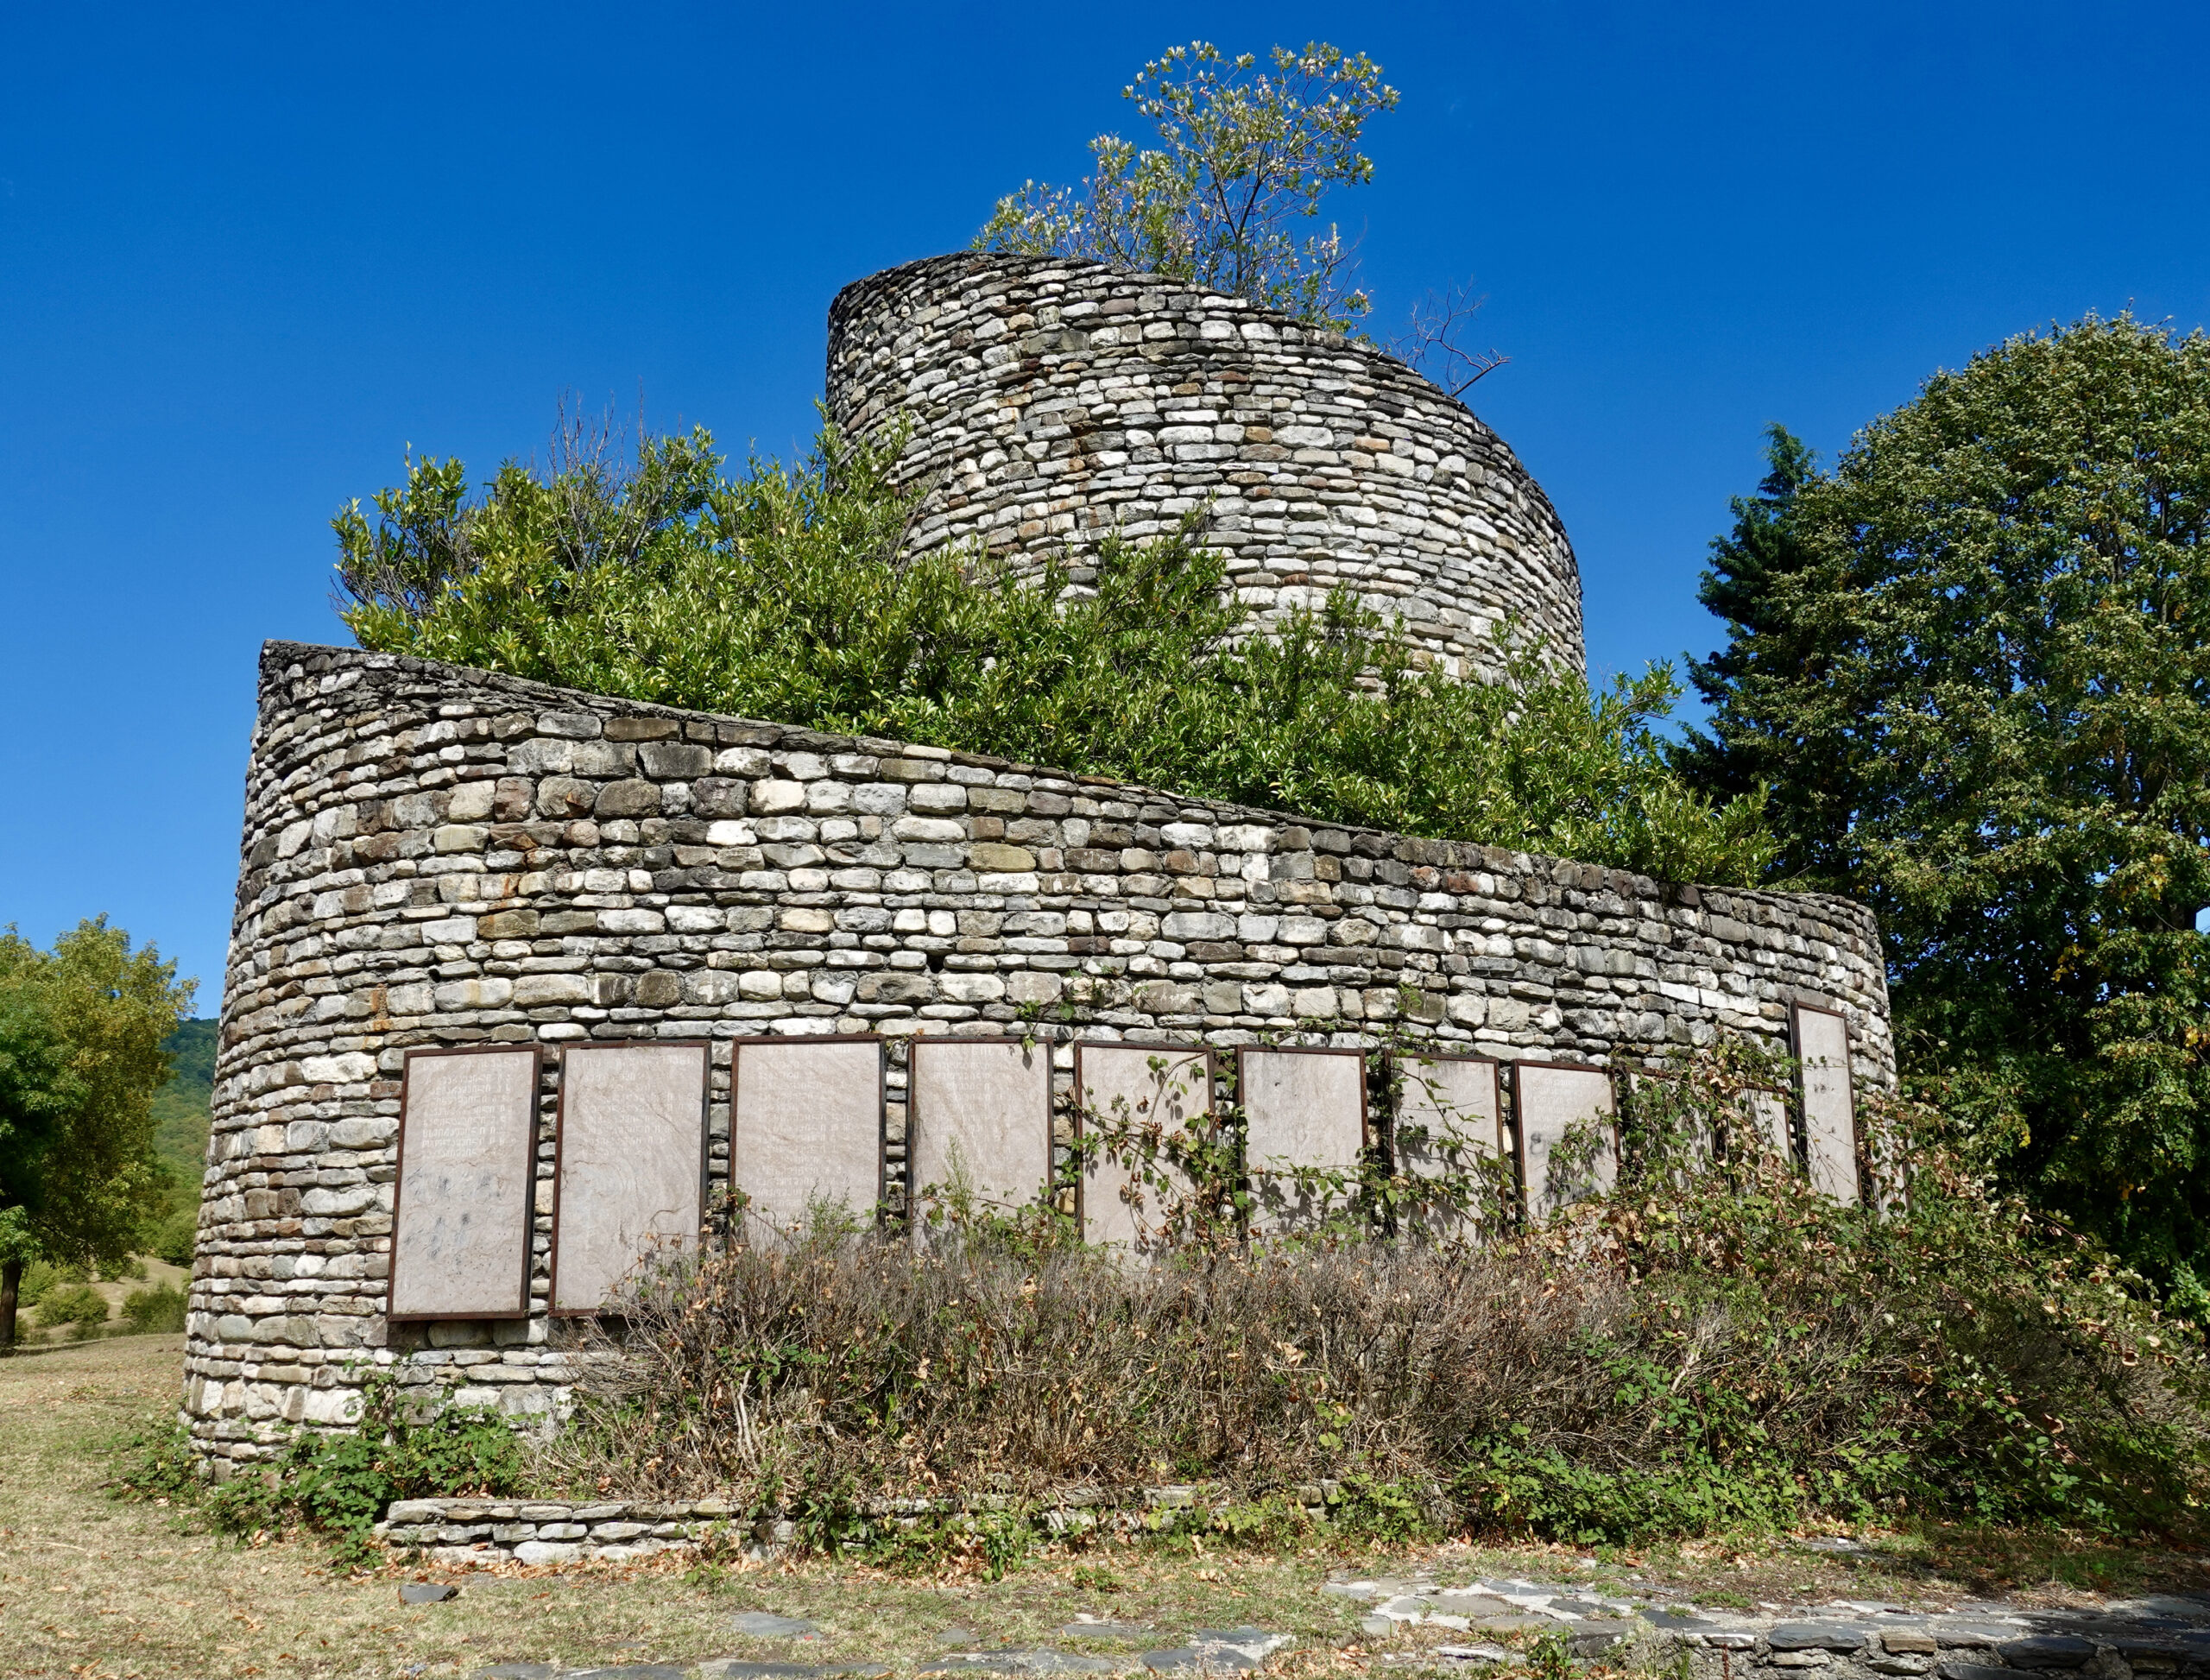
[150,1016,216,1192]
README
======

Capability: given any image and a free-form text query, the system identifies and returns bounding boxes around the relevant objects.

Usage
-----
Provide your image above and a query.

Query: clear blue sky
[4,3,2207,1008]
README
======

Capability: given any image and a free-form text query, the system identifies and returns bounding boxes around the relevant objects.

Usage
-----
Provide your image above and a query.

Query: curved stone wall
[827,254,1585,680]
[183,642,1891,1464]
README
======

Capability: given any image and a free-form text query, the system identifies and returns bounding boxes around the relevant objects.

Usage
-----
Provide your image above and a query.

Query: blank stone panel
[552,1044,710,1313]
[1793,1006,1860,1204]
[1396,1054,1500,1174]
[1395,1053,1500,1239]
[907,1038,1052,1222]
[1241,1048,1366,1232]
[1076,1044,1210,1249]
[733,1037,883,1235]
[389,1048,539,1321]
[1742,1088,1794,1162]
[1513,1063,1618,1217]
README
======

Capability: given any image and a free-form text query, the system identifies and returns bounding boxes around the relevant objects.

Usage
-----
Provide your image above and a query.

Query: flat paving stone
[1568,1622,1638,1657]
[1429,1595,1519,1620]
[1931,1620,2032,1648]
[1142,1650,1260,1674]
[562,1668,687,1680]
[1936,1663,2016,1680]
[923,1655,1126,1675]
[476,1668,555,1680]
[1432,1645,1518,1665]
[1768,1623,1875,1652]
[401,1582,460,1604]
[1059,1624,1161,1644]
[732,1614,826,1640]
[1142,1629,1291,1672]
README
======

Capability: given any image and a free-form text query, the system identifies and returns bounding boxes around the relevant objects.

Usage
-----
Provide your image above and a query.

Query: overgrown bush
[553,1047,2208,1547]
[37,1282,108,1334]
[335,421,1775,887]
[117,1374,528,1565]
[121,1282,186,1332]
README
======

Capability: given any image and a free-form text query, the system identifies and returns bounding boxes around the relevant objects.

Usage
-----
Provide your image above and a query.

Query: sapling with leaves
[977,41,1398,331]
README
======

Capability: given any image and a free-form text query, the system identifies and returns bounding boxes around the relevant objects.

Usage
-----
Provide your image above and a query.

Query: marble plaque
[906,1038,1052,1221]
[1793,1006,1860,1203]
[1625,1070,1714,1172]
[1076,1043,1209,1248]
[1741,1086,1794,1163]
[389,1048,539,1320]
[1240,1048,1366,1231]
[1394,1053,1500,1238]
[733,1037,882,1236]
[1395,1054,1500,1175]
[1513,1063,1618,1217]
[552,1043,710,1312]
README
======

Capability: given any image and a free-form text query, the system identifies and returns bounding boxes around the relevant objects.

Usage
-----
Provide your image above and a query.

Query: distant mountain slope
[151,1017,216,1189]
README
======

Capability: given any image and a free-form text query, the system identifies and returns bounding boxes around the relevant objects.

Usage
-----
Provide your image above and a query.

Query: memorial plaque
[1075,1042,1211,1248]
[907,1037,1052,1224]
[1741,1085,1794,1163]
[1512,1061,1618,1217]
[1239,1046,1367,1232]
[389,1046,539,1321]
[1393,1052,1500,1237]
[733,1036,883,1235]
[1792,1003,1860,1204]
[1623,1067,1714,1173]
[551,1042,710,1313]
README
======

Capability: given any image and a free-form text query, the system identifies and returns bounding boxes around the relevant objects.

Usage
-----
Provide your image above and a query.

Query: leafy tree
[1678,316,2210,1300]
[336,420,1776,887]
[0,919,193,1348]
[977,41,1397,329]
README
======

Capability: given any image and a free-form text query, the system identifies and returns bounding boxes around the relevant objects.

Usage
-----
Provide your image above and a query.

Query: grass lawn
[2,1336,2204,1680]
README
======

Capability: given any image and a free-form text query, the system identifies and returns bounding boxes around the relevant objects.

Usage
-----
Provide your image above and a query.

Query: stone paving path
[464,1573,2210,1680]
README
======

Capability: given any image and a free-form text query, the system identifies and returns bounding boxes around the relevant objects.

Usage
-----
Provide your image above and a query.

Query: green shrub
[148,1207,198,1268]
[335,423,1775,887]
[37,1282,108,1332]
[16,1258,57,1310]
[121,1283,186,1333]
[199,1373,527,1563]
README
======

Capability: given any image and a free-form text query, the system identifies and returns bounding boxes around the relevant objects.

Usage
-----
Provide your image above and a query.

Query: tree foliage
[1679,315,2210,1300]
[976,41,1396,329]
[337,421,1774,887]
[0,919,193,1345]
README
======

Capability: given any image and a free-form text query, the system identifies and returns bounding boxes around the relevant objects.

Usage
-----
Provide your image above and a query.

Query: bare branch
[1389,279,1509,399]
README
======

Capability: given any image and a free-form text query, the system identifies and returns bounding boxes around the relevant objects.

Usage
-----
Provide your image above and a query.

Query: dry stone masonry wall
[184,641,1892,1468]
[827,253,1585,680]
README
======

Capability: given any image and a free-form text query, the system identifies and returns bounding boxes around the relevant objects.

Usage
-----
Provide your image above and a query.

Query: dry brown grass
[4,1338,2206,1680]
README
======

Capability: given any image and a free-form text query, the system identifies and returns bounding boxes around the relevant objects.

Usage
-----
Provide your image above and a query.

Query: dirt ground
[2,1336,2204,1680]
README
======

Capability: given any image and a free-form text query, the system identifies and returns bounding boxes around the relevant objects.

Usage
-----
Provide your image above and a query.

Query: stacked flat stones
[182,641,1892,1468]
[827,253,1584,681]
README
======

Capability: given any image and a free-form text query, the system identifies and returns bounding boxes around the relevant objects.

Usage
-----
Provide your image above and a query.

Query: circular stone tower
[826,253,1585,680]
